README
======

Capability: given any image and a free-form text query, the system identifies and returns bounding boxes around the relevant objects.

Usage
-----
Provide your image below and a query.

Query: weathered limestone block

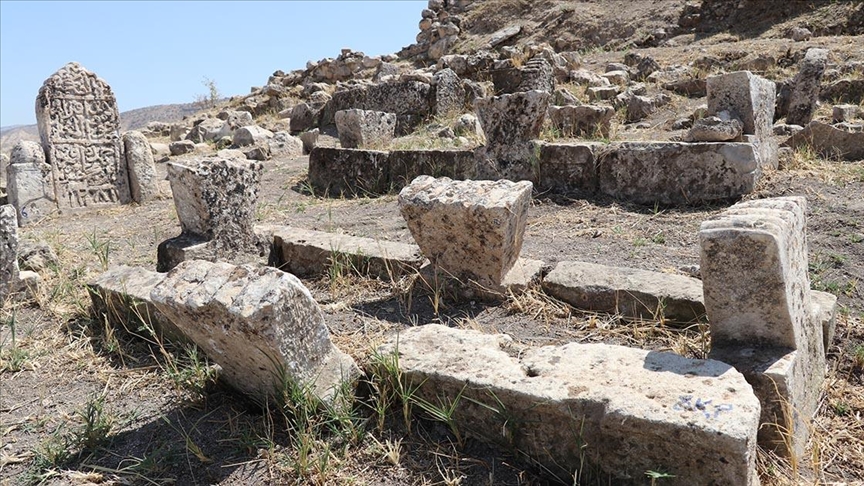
[7,141,56,226]
[626,93,670,122]
[517,57,554,92]
[186,118,230,144]
[269,226,425,278]
[832,104,858,123]
[1,205,20,303]
[268,132,304,158]
[706,71,777,169]
[335,109,396,149]
[587,86,619,101]
[122,131,160,203]
[233,125,274,147]
[158,158,263,271]
[433,68,465,117]
[786,48,829,126]
[151,260,360,404]
[474,90,550,180]
[685,114,743,142]
[547,104,615,138]
[784,121,864,161]
[87,266,183,342]
[598,142,759,205]
[533,141,598,193]
[474,91,549,148]
[378,325,761,486]
[389,149,476,188]
[701,197,825,456]
[169,140,195,156]
[308,147,391,196]
[543,261,706,323]
[36,62,131,211]
[398,176,532,288]
[298,129,320,154]
[289,101,327,134]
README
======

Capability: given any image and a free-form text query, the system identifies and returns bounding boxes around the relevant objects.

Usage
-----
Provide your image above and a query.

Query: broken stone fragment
[685,113,743,142]
[398,176,532,288]
[1,205,20,303]
[335,109,397,149]
[783,120,864,161]
[377,325,761,486]
[786,48,829,126]
[150,260,360,405]
[123,130,161,203]
[548,104,615,138]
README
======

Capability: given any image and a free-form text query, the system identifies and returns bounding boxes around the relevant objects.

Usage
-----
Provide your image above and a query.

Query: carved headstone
[36,62,131,211]
[1,205,20,303]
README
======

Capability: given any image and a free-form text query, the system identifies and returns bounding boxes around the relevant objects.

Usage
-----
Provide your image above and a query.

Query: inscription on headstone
[36,62,130,211]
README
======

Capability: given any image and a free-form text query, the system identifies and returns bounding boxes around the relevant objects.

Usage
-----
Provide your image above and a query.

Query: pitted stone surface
[270,226,425,279]
[122,131,160,203]
[399,176,532,287]
[685,114,743,142]
[378,325,761,486]
[36,62,131,211]
[534,142,598,193]
[786,48,829,126]
[151,260,360,404]
[1,205,20,303]
[700,197,812,349]
[474,91,550,148]
[308,147,391,196]
[87,266,181,342]
[474,90,550,180]
[543,261,706,323]
[335,109,396,149]
[701,196,825,456]
[433,68,465,117]
[166,157,262,255]
[7,141,56,226]
[598,142,759,205]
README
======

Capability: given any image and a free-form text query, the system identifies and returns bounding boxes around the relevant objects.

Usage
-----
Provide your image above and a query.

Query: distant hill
[0,101,202,155]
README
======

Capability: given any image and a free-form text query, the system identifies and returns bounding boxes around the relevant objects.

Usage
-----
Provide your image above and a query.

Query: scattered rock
[335,109,397,149]
[169,140,195,156]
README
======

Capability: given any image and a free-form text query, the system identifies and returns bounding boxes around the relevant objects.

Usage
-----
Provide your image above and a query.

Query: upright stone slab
[0,153,8,189]
[35,62,131,211]
[378,325,761,486]
[7,141,56,226]
[122,131,160,203]
[1,205,20,303]
[706,71,777,170]
[701,197,825,456]
[786,48,829,126]
[334,109,396,149]
[398,176,532,288]
[433,68,465,117]
[474,90,550,181]
[158,157,262,271]
[150,260,360,404]
[517,57,554,92]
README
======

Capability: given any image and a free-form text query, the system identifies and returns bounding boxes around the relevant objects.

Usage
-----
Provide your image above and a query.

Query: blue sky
[0,1,426,127]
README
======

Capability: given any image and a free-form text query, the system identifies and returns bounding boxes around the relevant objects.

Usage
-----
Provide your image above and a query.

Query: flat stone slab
[269,226,425,279]
[308,147,391,196]
[542,261,705,323]
[150,260,360,405]
[87,265,183,343]
[784,120,864,161]
[378,325,760,485]
[399,176,533,288]
[598,142,759,205]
